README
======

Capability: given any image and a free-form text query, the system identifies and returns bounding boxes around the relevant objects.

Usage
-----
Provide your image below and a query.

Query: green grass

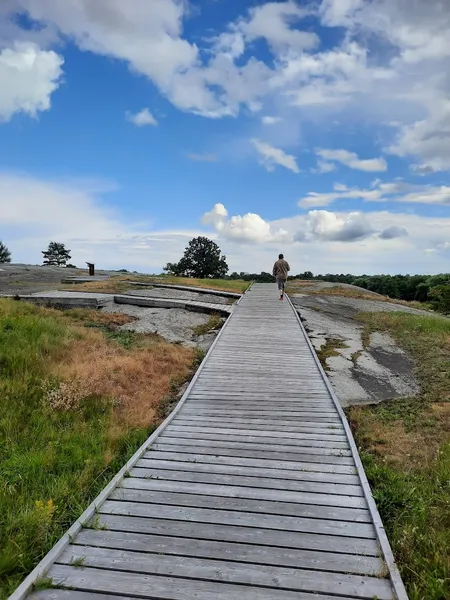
[0,300,151,599]
[349,311,450,599]
[316,338,348,371]
[193,314,223,337]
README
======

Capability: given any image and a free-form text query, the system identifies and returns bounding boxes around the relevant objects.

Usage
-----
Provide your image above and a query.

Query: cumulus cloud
[216,1,318,58]
[252,139,300,173]
[316,149,388,172]
[2,0,450,173]
[0,41,63,121]
[126,108,158,127]
[306,210,374,241]
[202,203,289,243]
[379,226,409,240]
[388,109,450,172]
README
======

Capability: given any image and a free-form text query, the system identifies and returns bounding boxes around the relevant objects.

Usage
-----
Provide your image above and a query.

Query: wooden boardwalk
[14,284,407,600]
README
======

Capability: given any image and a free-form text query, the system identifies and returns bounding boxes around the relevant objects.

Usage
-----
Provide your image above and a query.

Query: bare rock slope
[290,281,426,407]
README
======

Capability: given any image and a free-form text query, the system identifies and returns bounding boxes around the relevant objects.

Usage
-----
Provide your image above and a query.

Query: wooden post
[86,262,95,276]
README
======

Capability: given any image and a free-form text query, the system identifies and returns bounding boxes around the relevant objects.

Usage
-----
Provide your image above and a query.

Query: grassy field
[61,275,250,295]
[348,312,450,599]
[0,300,196,599]
[287,280,433,310]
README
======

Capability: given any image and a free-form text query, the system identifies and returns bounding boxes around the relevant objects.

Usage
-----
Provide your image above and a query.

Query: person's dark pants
[276,278,286,292]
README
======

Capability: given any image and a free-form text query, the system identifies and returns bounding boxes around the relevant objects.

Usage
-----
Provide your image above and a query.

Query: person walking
[272,254,290,300]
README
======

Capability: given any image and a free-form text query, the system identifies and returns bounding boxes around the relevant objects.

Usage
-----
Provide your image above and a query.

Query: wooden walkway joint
[11,284,408,600]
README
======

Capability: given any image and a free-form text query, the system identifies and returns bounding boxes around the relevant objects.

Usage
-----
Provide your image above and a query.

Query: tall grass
[349,311,450,599]
[0,300,194,599]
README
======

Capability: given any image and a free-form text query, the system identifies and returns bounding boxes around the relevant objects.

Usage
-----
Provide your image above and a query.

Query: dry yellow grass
[349,403,450,468]
[60,278,131,294]
[60,275,248,295]
[66,308,136,327]
[49,327,194,429]
[287,282,383,300]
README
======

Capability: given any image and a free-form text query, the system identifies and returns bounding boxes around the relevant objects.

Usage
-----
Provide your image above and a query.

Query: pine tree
[42,242,72,267]
[0,241,11,263]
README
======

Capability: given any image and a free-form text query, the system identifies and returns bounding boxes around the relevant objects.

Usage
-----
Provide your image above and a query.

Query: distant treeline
[228,271,450,303]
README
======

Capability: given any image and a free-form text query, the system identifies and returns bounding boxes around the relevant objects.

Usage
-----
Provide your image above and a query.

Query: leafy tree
[164,236,228,279]
[0,241,11,263]
[428,285,450,314]
[42,242,72,267]
[415,282,430,302]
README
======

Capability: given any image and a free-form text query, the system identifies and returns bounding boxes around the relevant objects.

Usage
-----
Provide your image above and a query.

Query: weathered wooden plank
[176,415,344,429]
[56,546,393,600]
[129,466,363,497]
[151,442,354,466]
[119,476,367,510]
[145,450,356,475]
[100,500,375,538]
[138,455,359,484]
[97,514,380,556]
[179,409,341,420]
[74,528,384,575]
[171,419,345,436]
[29,592,133,600]
[110,486,369,523]
[48,565,360,600]
[165,425,349,443]
[159,429,350,449]
[185,400,337,407]
[134,458,361,487]
[158,435,352,456]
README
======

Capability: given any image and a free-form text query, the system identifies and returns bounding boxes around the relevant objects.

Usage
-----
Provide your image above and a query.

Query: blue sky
[0,0,449,274]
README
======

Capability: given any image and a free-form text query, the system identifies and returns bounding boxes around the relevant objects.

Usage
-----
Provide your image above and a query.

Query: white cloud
[262,115,282,125]
[252,139,300,173]
[319,0,363,27]
[240,1,318,52]
[2,172,450,275]
[299,187,381,208]
[0,171,198,270]
[4,0,273,118]
[299,180,450,208]
[126,108,157,127]
[0,41,63,121]
[316,149,388,172]
[312,160,337,174]
[306,210,374,241]
[2,0,449,171]
[202,203,289,244]
[388,108,450,172]
[216,1,318,58]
